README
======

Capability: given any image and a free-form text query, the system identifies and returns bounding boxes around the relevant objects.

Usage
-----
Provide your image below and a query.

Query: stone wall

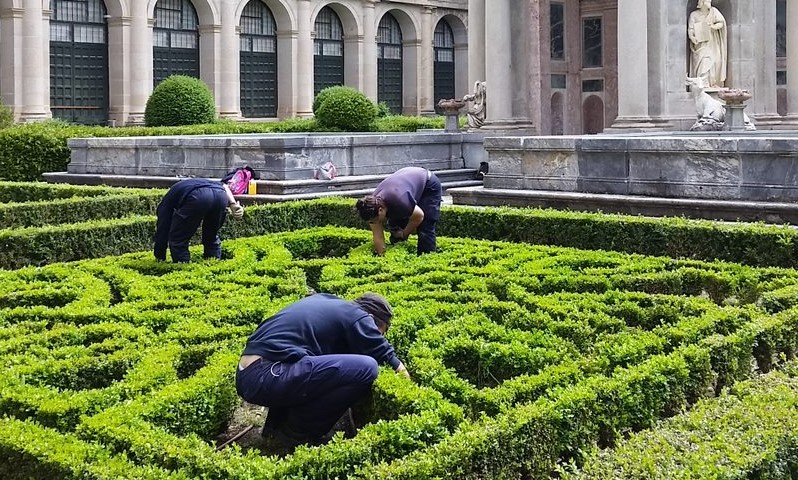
[67,132,487,180]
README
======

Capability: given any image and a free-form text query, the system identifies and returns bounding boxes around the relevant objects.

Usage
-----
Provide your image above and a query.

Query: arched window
[433,20,455,113]
[240,0,278,118]
[313,6,344,95]
[49,0,109,125]
[377,14,403,114]
[153,0,199,86]
[582,95,604,134]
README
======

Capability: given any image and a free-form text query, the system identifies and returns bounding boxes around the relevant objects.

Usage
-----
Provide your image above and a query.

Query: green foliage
[144,75,216,127]
[6,224,798,478]
[375,101,392,118]
[0,190,162,229]
[565,365,798,480]
[0,100,13,130]
[313,86,378,132]
[374,115,445,132]
[0,122,104,181]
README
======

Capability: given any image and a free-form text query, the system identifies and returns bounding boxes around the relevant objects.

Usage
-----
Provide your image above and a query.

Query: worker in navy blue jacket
[355,166,442,255]
[236,292,410,447]
[153,178,244,262]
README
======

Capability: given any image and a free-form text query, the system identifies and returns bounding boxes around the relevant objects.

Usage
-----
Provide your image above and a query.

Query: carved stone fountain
[717,88,753,132]
[436,98,466,133]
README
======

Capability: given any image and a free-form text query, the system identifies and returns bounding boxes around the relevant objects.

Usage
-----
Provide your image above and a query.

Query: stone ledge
[447,186,798,225]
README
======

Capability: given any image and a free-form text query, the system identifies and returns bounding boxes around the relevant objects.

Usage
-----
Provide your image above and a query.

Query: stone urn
[717,88,752,106]
[436,98,466,132]
[717,88,753,132]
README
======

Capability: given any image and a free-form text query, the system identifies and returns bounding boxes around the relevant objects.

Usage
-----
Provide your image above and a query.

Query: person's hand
[228,202,244,219]
[389,228,406,244]
[396,363,411,380]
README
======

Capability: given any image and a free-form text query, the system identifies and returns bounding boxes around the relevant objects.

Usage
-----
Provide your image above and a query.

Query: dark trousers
[168,187,228,262]
[388,173,442,254]
[236,354,378,439]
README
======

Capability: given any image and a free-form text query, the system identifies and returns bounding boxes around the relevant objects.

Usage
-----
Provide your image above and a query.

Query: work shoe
[260,406,286,438]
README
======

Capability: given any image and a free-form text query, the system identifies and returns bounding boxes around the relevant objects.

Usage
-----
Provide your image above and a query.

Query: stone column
[483,0,512,123]
[362,0,377,102]
[20,0,48,121]
[218,1,240,119]
[608,0,661,131]
[0,8,23,118]
[467,0,485,87]
[198,24,222,103]
[296,0,314,117]
[787,0,798,119]
[106,16,130,125]
[126,4,151,125]
[419,6,435,116]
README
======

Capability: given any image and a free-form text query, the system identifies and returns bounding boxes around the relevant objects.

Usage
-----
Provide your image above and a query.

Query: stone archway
[551,92,564,135]
[582,95,604,134]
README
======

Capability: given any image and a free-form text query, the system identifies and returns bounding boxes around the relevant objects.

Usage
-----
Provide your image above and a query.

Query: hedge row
[0,182,149,203]
[4,194,798,270]
[0,190,163,228]
[565,362,798,479]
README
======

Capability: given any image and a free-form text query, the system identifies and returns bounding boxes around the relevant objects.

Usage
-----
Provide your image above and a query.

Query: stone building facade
[468,0,795,135]
[0,0,468,125]
[2,0,795,133]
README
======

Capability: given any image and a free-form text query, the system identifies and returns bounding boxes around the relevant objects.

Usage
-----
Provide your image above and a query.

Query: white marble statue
[462,81,486,129]
[685,76,755,131]
[685,76,725,130]
[688,0,727,88]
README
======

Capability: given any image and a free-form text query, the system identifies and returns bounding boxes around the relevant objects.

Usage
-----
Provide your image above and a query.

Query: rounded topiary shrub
[144,75,216,127]
[313,86,377,132]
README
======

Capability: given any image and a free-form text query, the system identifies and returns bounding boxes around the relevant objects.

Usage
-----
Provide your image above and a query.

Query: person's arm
[222,183,237,205]
[399,206,425,240]
[370,222,387,256]
[153,191,177,261]
[223,183,244,218]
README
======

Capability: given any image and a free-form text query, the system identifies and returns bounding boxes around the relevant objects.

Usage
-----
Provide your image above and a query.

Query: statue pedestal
[436,99,466,133]
[717,89,753,132]
[725,105,747,131]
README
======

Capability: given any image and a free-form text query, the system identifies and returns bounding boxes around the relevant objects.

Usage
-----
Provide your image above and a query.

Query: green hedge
[565,363,798,479]
[0,190,163,228]
[4,196,798,270]
[0,417,187,480]
[4,228,798,478]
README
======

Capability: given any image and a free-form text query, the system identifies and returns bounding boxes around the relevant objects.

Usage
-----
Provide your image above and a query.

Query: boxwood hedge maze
[4,224,798,479]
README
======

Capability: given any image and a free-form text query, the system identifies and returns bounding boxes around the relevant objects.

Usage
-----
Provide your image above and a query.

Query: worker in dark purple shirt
[236,292,410,448]
[153,178,244,263]
[355,166,442,255]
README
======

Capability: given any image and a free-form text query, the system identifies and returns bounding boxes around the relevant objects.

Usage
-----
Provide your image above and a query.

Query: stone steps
[251,168,480,195]
[42,168,482,204]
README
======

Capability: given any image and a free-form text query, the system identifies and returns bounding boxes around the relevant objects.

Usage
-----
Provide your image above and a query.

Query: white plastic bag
[314,162,338,180]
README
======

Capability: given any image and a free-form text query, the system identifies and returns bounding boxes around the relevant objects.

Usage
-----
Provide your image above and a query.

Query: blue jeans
[387,173,442,254]
[167,186,228,262]
[236,354,378,439]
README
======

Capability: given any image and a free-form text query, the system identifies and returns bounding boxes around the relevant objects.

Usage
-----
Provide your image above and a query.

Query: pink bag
[222,167,254,194]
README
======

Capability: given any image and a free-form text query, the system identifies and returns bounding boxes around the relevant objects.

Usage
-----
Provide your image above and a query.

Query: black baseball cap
[354,292,393,327]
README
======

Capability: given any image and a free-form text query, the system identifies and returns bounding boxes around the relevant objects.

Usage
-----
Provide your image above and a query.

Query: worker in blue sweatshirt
[355,166,442,255]
[153,178,244,263]
[236,292,410,447]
